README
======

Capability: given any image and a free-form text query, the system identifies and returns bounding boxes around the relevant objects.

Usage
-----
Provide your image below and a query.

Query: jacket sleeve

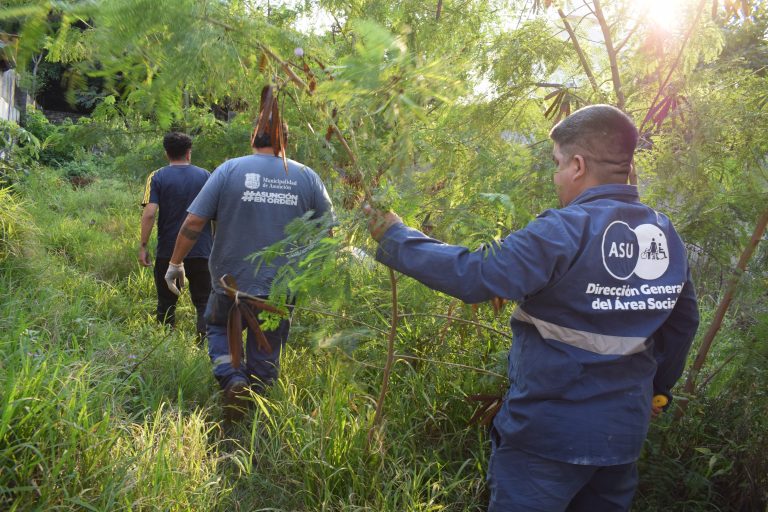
[652,267,700,404]
[375,210,580,304]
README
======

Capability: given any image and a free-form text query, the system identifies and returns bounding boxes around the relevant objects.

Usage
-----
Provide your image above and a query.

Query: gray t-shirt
[188,154,334,295]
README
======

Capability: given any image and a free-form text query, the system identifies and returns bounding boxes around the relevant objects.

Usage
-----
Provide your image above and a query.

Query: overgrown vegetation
[1,1,767,510]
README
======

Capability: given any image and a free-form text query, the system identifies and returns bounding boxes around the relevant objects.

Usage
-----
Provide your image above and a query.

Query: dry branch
[639,0,708,134]
[592,0,625,110]
[558,8,601,98]
[615,19,640,53]
[257,45,370,203]
[293,304,388,335]
[258,44,311,91]
[393,354,506,379]
[399,312,514,340]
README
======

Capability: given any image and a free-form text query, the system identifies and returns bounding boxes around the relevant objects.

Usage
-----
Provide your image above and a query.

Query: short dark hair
[252,121,289,149]
[550,105,638,180]
[163,132,192,159]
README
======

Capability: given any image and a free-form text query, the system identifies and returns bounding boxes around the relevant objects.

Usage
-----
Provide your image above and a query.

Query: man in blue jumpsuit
[364,105,699,511]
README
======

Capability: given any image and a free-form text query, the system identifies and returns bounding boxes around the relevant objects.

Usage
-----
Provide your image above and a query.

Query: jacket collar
[569,184,639,206]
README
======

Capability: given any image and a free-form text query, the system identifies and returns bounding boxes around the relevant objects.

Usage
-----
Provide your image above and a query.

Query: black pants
[153,257,211,336]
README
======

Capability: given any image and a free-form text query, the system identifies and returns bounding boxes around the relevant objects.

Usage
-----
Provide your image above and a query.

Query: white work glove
[164,262,185,296]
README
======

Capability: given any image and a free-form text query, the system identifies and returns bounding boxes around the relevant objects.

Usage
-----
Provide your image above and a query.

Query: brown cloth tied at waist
[467,394,504,426]
[219,275,289,370]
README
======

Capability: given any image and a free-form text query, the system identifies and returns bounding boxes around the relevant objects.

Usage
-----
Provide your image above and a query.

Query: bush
[22,106,57,144]
[636,310,768,511]
[22,170,138,281]
[0,120,41,182]
[58,157,99,187]
[23,107,90,167]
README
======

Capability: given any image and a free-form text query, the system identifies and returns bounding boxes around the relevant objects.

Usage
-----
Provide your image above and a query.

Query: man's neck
[252,147,283,156]
[168,159,190,165]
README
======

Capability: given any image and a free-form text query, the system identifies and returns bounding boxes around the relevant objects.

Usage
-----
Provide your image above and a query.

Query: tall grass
[222,354,487,511]
[0,170,232,510]
[1,165,766,511]
[0,187,35,263]
[0,167,494,511]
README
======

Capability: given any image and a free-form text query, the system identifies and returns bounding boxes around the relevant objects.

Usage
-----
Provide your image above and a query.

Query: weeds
[1,163,765,510]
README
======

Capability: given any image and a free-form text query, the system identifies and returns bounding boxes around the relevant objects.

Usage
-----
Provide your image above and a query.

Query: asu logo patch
[601,221,669,280]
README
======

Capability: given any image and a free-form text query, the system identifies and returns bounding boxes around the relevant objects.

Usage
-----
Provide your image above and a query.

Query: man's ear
[572,154,587,180]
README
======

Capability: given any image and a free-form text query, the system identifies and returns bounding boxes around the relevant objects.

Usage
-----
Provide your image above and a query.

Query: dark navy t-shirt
[142,164,213,259]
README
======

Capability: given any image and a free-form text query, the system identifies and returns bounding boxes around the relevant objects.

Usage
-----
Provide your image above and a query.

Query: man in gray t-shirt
[190,153,332,296]
[165,116,333,411]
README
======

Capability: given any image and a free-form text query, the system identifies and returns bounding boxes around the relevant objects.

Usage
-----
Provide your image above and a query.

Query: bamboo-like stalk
[677,206,768,417]
[368,268,399,446]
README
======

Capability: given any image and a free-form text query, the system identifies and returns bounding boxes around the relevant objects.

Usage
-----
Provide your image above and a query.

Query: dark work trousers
[153,257,211,337]
[204,291,293,393]
[487,425,638,511]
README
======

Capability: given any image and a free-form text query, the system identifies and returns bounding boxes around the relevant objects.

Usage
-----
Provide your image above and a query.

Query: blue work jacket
[376,184,699,465]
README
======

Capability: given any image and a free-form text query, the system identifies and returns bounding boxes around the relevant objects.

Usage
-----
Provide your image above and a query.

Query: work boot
[222,377,250,421]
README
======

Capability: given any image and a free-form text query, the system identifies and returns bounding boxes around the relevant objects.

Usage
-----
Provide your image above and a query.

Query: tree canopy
[1,1,767,510]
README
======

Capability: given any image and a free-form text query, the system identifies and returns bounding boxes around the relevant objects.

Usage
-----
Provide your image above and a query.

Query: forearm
[140,216,154,247]
[169,214,208,264]
[139,205,157,247]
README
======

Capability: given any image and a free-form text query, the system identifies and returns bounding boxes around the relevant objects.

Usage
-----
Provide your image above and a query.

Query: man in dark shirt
[139,132,213,340]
